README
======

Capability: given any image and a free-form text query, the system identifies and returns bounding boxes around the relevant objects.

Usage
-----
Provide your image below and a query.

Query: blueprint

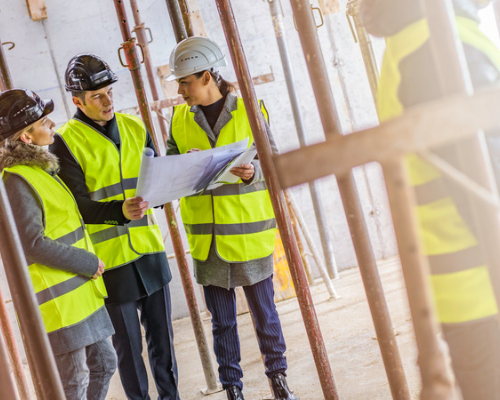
[136,138,254,207]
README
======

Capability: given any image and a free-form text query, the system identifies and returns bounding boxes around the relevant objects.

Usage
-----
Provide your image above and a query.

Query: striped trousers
[203,276,287,390]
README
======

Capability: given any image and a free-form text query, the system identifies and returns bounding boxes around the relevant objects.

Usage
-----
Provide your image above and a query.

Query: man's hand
[230,163,255,182]
[92,259,105,280]
[122,197,149,220]
[187,148,201,153]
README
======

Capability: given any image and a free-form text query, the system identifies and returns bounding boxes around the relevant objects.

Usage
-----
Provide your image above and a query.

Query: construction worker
[165,36,298,400]
[360,0,500,398]
[0,89,117,400]
[49,54,179,400]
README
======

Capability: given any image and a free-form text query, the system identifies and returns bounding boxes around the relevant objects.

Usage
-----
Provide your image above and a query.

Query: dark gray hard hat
[65,53,118,92]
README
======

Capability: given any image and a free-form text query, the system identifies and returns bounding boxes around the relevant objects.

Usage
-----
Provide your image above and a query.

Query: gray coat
[0,140,114,355]
[167,93,277,289]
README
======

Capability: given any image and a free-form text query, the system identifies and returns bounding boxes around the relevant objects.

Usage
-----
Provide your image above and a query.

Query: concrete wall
[0,0,397,323]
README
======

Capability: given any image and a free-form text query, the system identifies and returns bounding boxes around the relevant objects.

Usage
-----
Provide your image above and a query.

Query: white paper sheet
[136,138,251,207]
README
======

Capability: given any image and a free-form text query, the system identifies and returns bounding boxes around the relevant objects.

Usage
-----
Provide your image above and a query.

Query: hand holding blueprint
[136,138,257,207]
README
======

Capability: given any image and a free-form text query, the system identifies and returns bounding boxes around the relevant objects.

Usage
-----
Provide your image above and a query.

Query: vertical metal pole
[419,0,500,310]
[287,1,410,398]
[214,1,338,398]
[382,160,457,399]
[495,0,500,39]
[0,181,65,400]
[268,0,339,280]
[129,0,170,147]
[112,1,220,393]
[165,0,188,42]
[0,290,31,400]
[177,0,195,37]
[0,329,18,400]
[346,0,379,105]
[0,42,13,92]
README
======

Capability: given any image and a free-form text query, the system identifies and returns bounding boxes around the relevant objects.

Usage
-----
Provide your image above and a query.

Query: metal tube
[165,0,188,42]
[381,160,457,399]
[0,180,65,400]
[286,1,410,398]
[287,198,314,285]
[214,1,338,398]
[0,328,18,400]
[0,289,31,400]
[112,1,220,393]
[129,0,170,147]
[495,0,500,39]
[268,0,339,280]
[286,191,340,299]
[346,0,379,105]
[177,0,194,37]
[0,42,13,91]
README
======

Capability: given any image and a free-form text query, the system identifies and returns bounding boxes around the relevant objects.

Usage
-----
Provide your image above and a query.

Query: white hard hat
[165,36,228,81]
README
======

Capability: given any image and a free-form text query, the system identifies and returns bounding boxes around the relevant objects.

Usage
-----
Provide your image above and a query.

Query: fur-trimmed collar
[0,140,59,175]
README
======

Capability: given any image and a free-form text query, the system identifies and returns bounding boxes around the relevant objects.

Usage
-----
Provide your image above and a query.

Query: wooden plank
[318,0,340,15]
[25,0,47,21]
[187,0,208,37]
[273,87,500,189]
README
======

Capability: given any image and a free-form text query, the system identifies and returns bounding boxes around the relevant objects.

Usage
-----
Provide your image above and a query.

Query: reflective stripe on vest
[378,18,499,323]
[172,98,276,262]
[56,113,165,270]
[2,166,107,334]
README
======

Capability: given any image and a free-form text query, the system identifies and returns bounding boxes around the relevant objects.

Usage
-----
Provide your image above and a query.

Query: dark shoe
[271,373,299,400]
[226,385,244,400]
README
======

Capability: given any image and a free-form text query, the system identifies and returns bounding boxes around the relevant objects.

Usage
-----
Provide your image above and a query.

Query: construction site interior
[1,0,500,399]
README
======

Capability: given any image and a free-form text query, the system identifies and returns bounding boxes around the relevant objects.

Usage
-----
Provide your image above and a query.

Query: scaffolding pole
[165,0,188,42]
[214,0,338,398]
[0,41,13,91]
[0,180,65,400]
[346,0,379,105]
[0,329,18,400]
[129,0,170,147]
[177,0,194,37]
[112,1,220,394]
[284,1,410,399]
[268,0,339,280]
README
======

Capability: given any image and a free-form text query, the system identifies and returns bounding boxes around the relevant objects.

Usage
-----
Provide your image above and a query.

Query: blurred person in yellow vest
[0,88,116,400]
[165,36,298,400]
[360,0,500,398]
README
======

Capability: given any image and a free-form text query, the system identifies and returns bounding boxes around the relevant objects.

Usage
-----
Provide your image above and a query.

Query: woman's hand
[230,163,255,182]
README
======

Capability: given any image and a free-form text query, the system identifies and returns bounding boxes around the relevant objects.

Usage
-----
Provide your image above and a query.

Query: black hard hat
[64,53,118,92]
[0,89,54,141]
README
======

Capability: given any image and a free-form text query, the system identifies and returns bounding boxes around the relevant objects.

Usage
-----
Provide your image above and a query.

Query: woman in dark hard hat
[166,36,298,400]
[0,89,117,400]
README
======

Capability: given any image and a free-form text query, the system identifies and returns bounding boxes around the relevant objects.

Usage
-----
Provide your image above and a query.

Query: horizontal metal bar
[274,87,500,189]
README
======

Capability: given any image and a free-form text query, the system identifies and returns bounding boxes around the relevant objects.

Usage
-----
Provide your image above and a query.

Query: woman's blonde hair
[0,124,35,148]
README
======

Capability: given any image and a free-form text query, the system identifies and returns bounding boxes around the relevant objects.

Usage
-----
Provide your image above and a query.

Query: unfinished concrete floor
[106,257,421,399]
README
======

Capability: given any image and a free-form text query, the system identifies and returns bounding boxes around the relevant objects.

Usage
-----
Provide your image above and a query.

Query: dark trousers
[442,318,500,400]
[203,276,287,390]
[106,285,179,400]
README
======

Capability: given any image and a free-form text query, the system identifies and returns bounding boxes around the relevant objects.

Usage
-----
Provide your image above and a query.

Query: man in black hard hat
[50,54,179,400]
[0,89,117,400]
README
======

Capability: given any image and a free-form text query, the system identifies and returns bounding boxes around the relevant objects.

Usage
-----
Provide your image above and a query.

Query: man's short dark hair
[71,91,86,105]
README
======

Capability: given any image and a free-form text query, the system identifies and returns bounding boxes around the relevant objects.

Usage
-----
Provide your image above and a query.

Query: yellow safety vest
[378,17,500,324]
[171,98,276,262]
[57,113,165,270]
[2,165,107,334]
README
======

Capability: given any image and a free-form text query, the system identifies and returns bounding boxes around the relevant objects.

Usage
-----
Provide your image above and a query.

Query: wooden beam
[25,0,47,21]
[274,86,500,189]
